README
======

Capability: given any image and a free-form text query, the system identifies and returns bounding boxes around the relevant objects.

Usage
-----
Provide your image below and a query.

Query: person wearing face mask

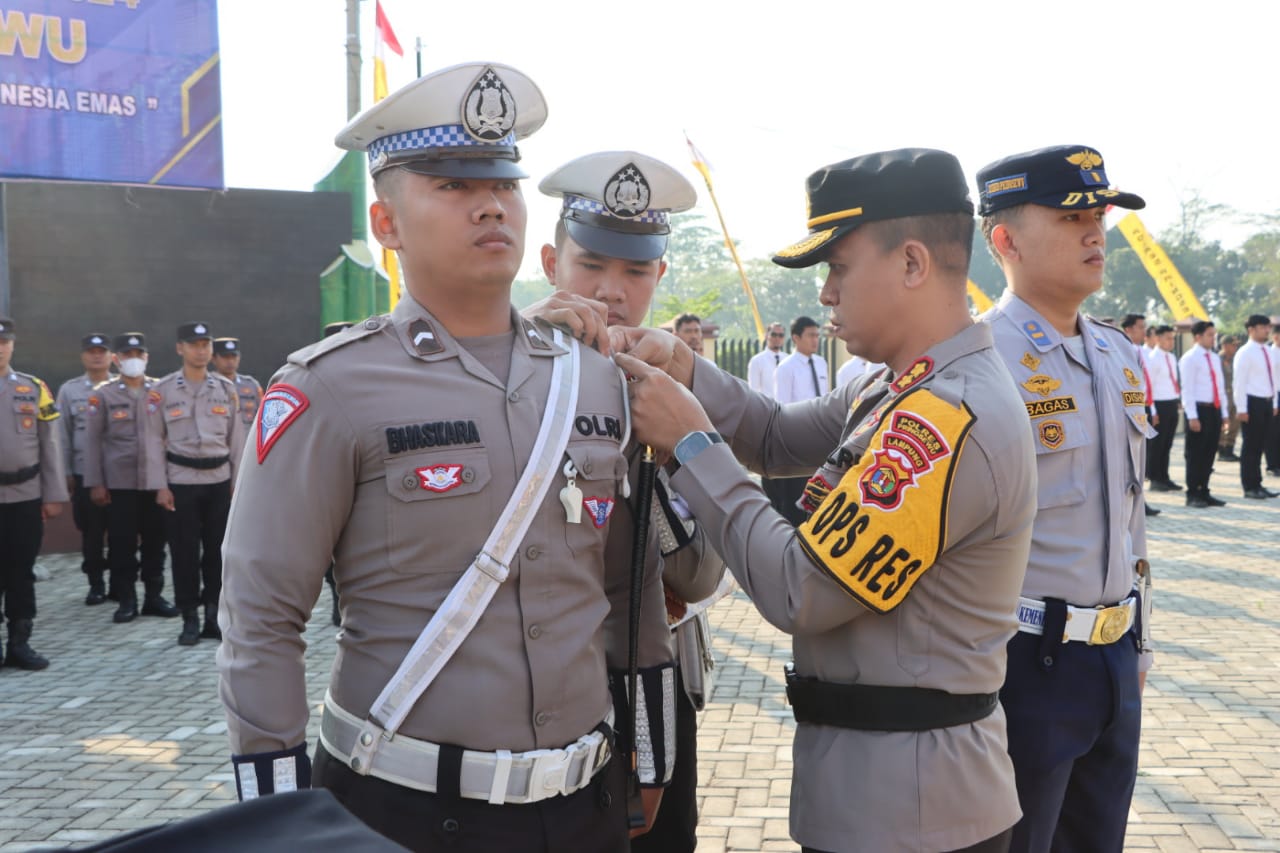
[56,333,116,606]
[84,334,180,624]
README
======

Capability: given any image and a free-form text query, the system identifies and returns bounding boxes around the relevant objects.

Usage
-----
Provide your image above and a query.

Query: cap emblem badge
[604,163,650,218]
[463,67,516,142]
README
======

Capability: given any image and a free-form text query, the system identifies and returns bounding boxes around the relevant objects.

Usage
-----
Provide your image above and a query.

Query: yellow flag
[1114,212,1208,321]
[374,1,403,309]
[966,280,994,313]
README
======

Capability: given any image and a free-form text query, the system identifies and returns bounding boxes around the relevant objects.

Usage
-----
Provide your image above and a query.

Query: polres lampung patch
[798,388,975,614]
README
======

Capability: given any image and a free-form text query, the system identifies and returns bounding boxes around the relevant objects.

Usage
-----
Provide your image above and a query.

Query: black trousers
[1183,403,1222,495]
[108,489,168,601]
[1267,393,1280,471]
[631,681,697,853]
[72,473,111,586]
[1146,399,1179,484]
[166,481,231,611]
[0,499,43,623]
[804,827,1012,853]
[761,476,807,527]
[1240,396,1273,490]
[314,743,629,853]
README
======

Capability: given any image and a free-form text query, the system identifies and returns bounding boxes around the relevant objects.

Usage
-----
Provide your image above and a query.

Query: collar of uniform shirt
[883,321,993,393]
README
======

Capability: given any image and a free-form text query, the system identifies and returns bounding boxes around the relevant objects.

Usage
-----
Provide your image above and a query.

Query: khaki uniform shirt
[0,370,69,504]
[232,374,263,426]
[984,293,1153,673]
[56,373,113,477]
[673,322,1035,852]
[143,370,245,488]
[218,297,672,760]
[84,378,161,491]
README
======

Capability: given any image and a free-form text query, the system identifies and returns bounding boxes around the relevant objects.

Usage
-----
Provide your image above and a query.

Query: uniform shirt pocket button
[528,624,541,639]
[534,711,550,727]
[402,474,418,491]
[462,468,475,484]
[524,545,540,560]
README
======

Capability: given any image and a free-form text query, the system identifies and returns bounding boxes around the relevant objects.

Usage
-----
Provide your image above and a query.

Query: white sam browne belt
[1016,595,1136,645]
[321,693,613,805]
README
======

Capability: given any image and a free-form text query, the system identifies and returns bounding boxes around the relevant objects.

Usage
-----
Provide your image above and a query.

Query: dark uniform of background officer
[615,149,1037,853]
[527,150,729,852]
[212,337,263,428]
[84,333,179,624]
[56,333,115,605]
[977,145,1152,853]
[217,63,674,853]
[0,316,69,670]
[145,322,245,646]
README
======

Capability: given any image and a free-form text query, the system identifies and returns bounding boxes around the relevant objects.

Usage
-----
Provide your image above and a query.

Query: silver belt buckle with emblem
[1088,605,1130,645]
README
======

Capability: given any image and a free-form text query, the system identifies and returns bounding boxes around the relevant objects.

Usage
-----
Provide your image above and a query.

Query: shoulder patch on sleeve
[290,318,387,367]
[257,383,310,463]
[798,388,976,614]
[32,377,59,421]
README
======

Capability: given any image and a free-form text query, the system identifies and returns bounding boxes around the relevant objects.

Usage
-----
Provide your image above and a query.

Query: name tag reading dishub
[560,458,583,524]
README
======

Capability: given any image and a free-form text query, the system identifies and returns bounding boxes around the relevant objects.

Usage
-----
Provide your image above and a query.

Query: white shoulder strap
[349,330,581,770]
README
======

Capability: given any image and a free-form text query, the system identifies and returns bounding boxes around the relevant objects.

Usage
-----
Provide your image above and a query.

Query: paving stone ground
[1,447,1278,851]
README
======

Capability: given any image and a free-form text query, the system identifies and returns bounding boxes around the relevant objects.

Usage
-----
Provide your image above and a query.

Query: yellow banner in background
[966,280,994,313]
[1115,213,1209,321]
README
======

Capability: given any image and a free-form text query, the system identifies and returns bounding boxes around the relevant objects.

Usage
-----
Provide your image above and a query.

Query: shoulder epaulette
[290,316,389,367]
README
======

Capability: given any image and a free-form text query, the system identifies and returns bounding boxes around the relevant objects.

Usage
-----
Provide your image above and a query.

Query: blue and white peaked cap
[335,61,548,179]
[539,151,697,261]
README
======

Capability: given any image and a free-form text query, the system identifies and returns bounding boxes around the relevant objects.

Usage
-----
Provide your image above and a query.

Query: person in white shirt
[773,316,828,403]
[835,353,885,387]
[1232,315,1279,499]
[1179,320,1229,507]
[762,316,826,525]
[1145,325,1181,491]
[747,322,787,397]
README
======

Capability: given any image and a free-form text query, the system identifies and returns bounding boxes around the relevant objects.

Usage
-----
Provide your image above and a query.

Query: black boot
[113,597,138,623]
[200,604,221,641]
[141,595,179,618]
[6,620,49,670]
[178,610,201,646]
[85,577,107,606]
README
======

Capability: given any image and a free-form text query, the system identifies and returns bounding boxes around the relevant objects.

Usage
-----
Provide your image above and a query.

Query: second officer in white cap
[528,152,729,851]
[218,64,674,852]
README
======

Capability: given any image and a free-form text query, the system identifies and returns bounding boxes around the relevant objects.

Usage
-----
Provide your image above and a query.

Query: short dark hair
[791,316,819,337]
[864,212,975,276]
[372,167,404,201]
[1246,313,1272,329]
[980,205,1025,260]
[1191,320,1215,337]
[1121,313,1145,330]
[674,313,701,331]
[1154,324,1174,335]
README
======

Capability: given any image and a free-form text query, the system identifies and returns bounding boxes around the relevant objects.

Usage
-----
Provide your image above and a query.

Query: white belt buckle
[526,747,572,800]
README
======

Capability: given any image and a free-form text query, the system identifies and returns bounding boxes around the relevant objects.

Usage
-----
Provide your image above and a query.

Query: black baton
[625,444,657,829]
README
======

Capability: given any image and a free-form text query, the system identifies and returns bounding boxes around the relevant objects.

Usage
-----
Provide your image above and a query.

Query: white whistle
[560,459,583,524]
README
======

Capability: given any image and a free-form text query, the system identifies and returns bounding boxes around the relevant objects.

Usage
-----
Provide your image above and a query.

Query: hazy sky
[217,0,1278,278]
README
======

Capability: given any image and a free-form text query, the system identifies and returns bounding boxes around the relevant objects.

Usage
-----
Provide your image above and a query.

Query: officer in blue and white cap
[528,152,725,853]
[219,65,674,852]
[977,144,1152,853]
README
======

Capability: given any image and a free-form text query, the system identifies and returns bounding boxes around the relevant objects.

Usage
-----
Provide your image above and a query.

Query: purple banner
[0,0,222,188]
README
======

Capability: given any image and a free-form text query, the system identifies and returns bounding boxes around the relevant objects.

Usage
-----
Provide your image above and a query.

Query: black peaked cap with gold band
[334,61,548,180]
[540,152,698,262]
[976,144,1145,216]
[773,148,974,269]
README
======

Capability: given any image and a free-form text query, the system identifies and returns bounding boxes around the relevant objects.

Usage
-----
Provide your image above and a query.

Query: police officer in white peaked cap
[217,63,675,852]
[527,151,728,852]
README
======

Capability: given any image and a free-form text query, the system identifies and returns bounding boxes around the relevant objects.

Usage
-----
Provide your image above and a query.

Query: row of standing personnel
[199,58,1154,853]
[0,327,260,667]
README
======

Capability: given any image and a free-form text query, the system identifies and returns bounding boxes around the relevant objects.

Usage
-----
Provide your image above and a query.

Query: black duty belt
[166,452,230,470]
[784,664,998,732]
[0,464,39,486]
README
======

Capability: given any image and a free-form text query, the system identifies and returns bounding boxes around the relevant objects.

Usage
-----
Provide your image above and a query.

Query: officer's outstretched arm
[218,368,354,799]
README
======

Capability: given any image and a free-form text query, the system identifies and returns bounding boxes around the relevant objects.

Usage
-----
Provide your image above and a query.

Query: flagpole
[344,0,361,119]
[685,134,764,340]
[416,37,423,77]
